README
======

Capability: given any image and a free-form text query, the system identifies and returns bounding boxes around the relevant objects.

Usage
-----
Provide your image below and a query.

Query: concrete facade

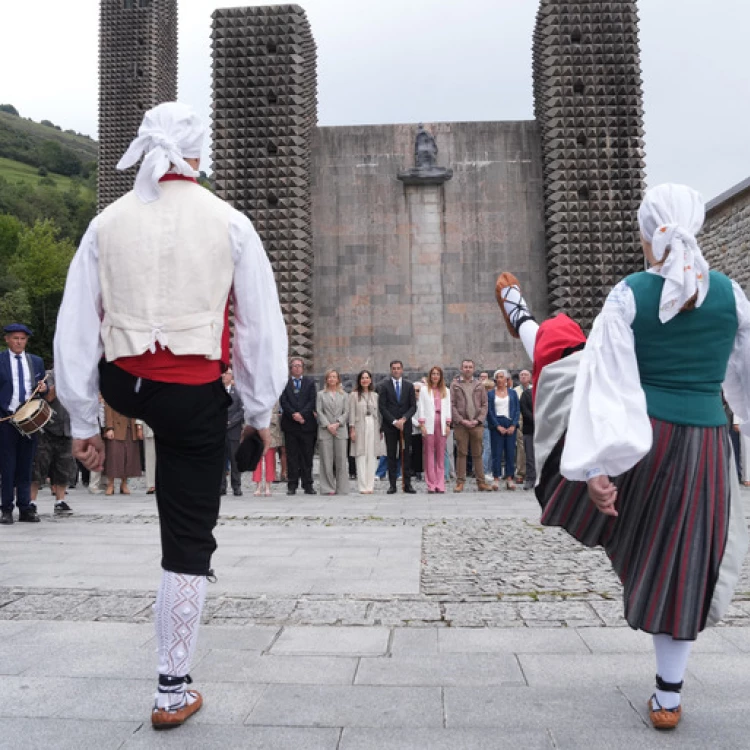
[701,178,750,292]
[98,0,177,210]
[311,121,548,375]
[532,0,645,330]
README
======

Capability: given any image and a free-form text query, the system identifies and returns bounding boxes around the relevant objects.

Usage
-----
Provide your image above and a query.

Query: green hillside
[0,109,97,179]
[0,157,95,200]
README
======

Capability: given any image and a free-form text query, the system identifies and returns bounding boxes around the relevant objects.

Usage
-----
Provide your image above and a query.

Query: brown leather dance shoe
[454,481,464,493]
[495,272,522,339]
[648,695,682,730]
[152,691,203,730]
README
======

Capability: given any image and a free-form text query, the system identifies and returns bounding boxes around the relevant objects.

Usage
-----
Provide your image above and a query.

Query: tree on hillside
[2,220,76,364]
[0,104,19,116]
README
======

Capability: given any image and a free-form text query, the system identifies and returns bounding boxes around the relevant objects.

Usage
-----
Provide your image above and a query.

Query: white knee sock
[153,571,207,709]
[652,633,693,710]
[501,285,539,361]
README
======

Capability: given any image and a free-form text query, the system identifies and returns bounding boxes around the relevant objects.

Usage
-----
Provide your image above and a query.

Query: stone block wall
[311,121,547,376]
[98,0,177,210]
[701,180,750,293]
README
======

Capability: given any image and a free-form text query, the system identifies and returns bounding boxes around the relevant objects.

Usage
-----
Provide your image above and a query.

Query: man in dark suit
[378,360,417,494]
[220,369,244,496]
[0,323,47,524]
[279,357,317,495]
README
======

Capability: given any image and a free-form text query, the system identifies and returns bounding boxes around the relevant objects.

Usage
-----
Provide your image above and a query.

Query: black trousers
[0,421,37,512]
[384,427,412,489]
[99,361,229,576]
[221,429,241,492]
[284,429,316,490]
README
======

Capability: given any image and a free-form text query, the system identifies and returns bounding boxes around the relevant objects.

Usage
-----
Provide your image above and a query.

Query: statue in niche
[398,123,453,186]
[415,124,438,170]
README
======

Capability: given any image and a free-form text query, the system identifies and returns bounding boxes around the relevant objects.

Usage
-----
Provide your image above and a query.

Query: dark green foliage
[0,104,19,116]
[0,220,76,365]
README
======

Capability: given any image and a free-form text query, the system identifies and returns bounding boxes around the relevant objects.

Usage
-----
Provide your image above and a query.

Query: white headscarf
[637,183,709,324]
[116,102,205,204]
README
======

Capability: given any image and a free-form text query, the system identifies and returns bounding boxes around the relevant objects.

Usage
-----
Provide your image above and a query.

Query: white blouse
[494,394,509,418]
[560,272,750,481]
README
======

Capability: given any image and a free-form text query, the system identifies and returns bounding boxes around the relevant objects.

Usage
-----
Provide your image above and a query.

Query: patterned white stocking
[153,571,207,709]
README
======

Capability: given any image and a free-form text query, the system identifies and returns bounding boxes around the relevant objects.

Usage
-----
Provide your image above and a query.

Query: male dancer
[54,102,287,729]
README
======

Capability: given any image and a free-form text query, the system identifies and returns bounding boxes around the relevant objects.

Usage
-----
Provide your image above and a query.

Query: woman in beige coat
[316,370,349,495]
[348,370,381,494]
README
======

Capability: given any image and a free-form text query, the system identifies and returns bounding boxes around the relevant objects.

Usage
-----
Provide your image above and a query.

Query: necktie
[15,355,26,404]
[294,379,301,391]
[395,381,401,401]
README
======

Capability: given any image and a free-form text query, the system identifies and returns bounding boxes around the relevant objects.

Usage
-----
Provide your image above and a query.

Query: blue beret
[3,323,32,336]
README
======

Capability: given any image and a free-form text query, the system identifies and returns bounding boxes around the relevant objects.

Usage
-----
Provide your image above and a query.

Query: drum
[12,398,53,437]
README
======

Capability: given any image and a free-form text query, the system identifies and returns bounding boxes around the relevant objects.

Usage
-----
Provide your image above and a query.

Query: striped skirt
[537,418,731,641]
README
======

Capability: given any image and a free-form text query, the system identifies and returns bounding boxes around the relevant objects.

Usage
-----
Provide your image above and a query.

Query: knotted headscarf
[116,102,205,204]
[637,183,709,323]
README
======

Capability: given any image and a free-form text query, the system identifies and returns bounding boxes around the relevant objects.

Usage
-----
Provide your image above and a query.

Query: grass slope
[0,157,95,200]
[0,111,98,163]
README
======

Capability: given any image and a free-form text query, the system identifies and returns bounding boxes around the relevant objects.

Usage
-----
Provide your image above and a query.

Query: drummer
[0,323,47,525]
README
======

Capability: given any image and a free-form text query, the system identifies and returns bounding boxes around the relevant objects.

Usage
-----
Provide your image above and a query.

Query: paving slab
[0,718,139,750]
[390,627,439,655]
[340,728,554,749]
[245,684,444,728]
[355,653,525,686]
[437,627,589,654]
[199,651,358,684]
[121,725,341,749]
[271,626,390,656]
[444,686,645,730]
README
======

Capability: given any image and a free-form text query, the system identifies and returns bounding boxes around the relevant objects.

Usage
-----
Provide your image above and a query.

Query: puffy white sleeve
[53,219,105,439]
[723,281,750,437]
[560,280,653,481]
[229,210,288,429]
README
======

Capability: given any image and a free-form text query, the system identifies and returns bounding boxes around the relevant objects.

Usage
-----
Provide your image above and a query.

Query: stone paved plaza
[1,480,750,748]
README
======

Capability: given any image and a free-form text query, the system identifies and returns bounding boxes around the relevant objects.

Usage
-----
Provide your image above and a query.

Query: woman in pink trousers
[418,366,452,493]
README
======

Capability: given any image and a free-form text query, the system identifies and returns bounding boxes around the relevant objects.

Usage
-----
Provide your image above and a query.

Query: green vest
[626,270,737,427]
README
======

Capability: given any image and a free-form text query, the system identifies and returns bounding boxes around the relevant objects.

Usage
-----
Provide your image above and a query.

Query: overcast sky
[2,0,748,201]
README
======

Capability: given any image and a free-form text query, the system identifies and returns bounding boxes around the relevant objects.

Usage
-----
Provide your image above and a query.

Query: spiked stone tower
[211,5,317,362]
[98,0,178,210]
[533,0,645,329]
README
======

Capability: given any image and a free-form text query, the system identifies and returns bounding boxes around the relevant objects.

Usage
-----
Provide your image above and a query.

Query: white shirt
[494,394,509,418]
[54,210,288,439]
[561,272,750,480]
[7,350,32,413]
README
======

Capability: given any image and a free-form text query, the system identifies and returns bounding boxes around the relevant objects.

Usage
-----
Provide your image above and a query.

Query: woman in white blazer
[418,366,452,493]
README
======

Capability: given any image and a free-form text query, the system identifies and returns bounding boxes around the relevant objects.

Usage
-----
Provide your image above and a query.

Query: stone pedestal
[404,185,448,368]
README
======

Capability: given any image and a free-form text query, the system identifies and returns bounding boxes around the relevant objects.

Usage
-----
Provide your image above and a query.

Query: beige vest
[97,181,234,362]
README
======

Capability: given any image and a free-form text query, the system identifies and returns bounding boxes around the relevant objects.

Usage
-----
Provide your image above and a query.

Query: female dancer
[496,183,750,730]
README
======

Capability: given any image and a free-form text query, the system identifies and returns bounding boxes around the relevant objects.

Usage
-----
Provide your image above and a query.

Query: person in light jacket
[418,366,452,493]
[316,369,349,495]
[349,370,380,494]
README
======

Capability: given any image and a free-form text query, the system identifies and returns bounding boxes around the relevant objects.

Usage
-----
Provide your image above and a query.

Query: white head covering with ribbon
[116,102,205,204]
[637,183,709,324]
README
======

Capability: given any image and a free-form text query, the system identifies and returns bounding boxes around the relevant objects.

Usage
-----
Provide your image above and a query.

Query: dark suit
[221,385,244,493]
[0,350,46,512]
[378,378,417,490]
[280,376,317,491]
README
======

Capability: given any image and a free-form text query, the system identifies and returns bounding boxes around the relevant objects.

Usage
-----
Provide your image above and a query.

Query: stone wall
[701,179,750,293]
[311,121,547,377]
